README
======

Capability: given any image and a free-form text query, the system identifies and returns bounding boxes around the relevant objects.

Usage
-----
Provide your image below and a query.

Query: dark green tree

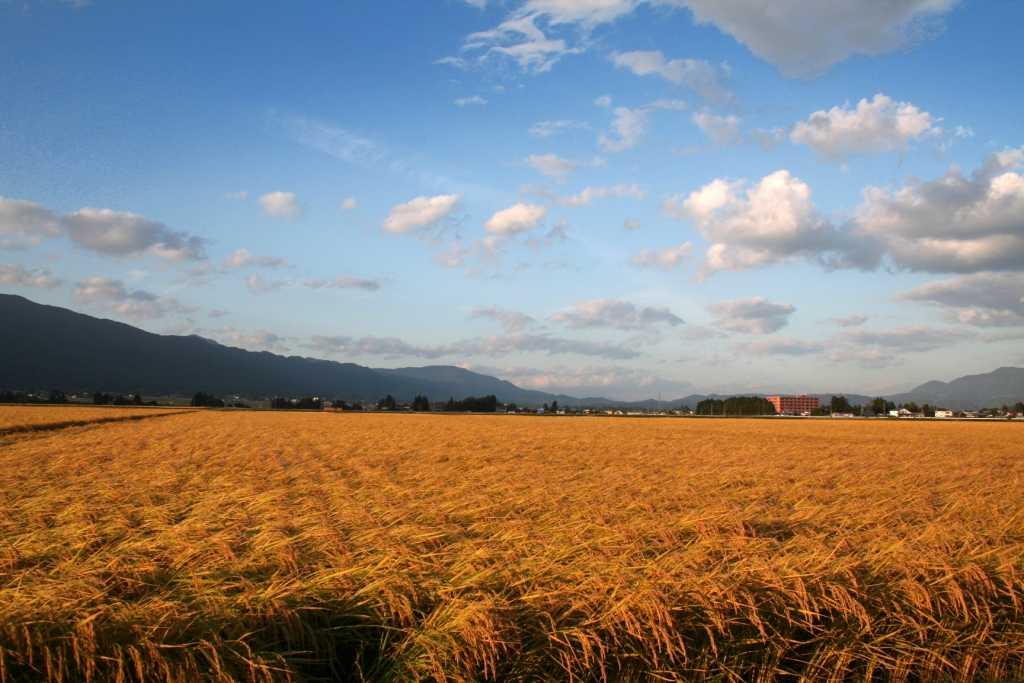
[830,395,852,413]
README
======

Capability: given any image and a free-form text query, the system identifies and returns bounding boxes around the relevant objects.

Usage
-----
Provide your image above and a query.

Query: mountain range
[1,293,1021,410]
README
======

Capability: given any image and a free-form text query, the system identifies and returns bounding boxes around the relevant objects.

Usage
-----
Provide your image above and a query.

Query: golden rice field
[0,405,187,433]
[1,409,1022,681]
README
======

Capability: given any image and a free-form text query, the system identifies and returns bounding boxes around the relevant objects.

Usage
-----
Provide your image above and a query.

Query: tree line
[695,396,776,416]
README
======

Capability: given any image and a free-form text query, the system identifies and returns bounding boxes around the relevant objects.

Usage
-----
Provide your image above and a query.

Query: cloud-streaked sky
[2,0,1022,399]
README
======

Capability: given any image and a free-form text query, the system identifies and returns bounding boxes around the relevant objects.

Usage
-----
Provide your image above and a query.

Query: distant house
[934,410,954,418]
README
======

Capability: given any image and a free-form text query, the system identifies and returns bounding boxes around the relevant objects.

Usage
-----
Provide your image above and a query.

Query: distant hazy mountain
[1,294,1020,409]
[889,367,1024,410]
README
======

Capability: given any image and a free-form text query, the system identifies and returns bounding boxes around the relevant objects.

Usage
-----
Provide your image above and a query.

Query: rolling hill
[1,293,1021,409]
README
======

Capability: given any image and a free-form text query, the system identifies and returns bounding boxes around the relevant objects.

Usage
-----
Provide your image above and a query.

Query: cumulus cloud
[302,276,382,291]
[692,111,742,145]
[791,93,940,160]
[630,242,692,270]
[667,170,878,276]
[259,192,302,219]
[73,277,194,320]
[383,194,461,233]
[455,95,488,106]
[854,148,1024,273]
[54,207,206,261]
[0,263,62,288]
[681,0,958,77]
[1,195,303,267]
[485,203,547,235]
[900,272,1024,327]
[458,1,955,79]
[708,297,796,334]
[223,248,289,270]
[308,332,641,360]
[0,197,63,249]
[469,305,537,333]
[551,299,684,330]
[610,50,731,103]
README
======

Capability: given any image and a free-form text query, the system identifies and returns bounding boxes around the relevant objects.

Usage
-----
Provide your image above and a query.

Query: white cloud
[0,263,62,288]
[666,170,878,276]
[610,50,731,102]
[340,197,358,210]
[215,327,290,353]
[551,298,684,330]
[309,332,641,360]
[481,363,694,401]
[259,192,302,219]
[469,306,537,333]
[382,194,461,233]
[840,325,971,352]
[458,1,957,79]
[594,95,612,108]
[302,276,382,291]
[529,119,590,138]
[558,184,644,207]
[63,208,207,261]
[73,277,194,320]
[245,274,290,294]
[829,314,869,328]
[736,338,824,356]
[526,153,578,180]
[681,0,958,77]
[223,248,289,270]
[519,0,640,25]
[900,272,1024,327]
[0,197,63,249]
[485,203,547,235]
[455,95,488,106]
[630,242,692,270]
[598,99,688,153]
[692,111,742,145]
[708,297,796,334]
[791,93,940,160]
[435,56,469,69]
[464,14,581,73]
[855,148,1024,273]
[751,127,786,150]
[599,106,649,152]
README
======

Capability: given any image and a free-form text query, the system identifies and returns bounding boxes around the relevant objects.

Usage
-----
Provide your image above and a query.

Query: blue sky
[2,0,1022,399]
